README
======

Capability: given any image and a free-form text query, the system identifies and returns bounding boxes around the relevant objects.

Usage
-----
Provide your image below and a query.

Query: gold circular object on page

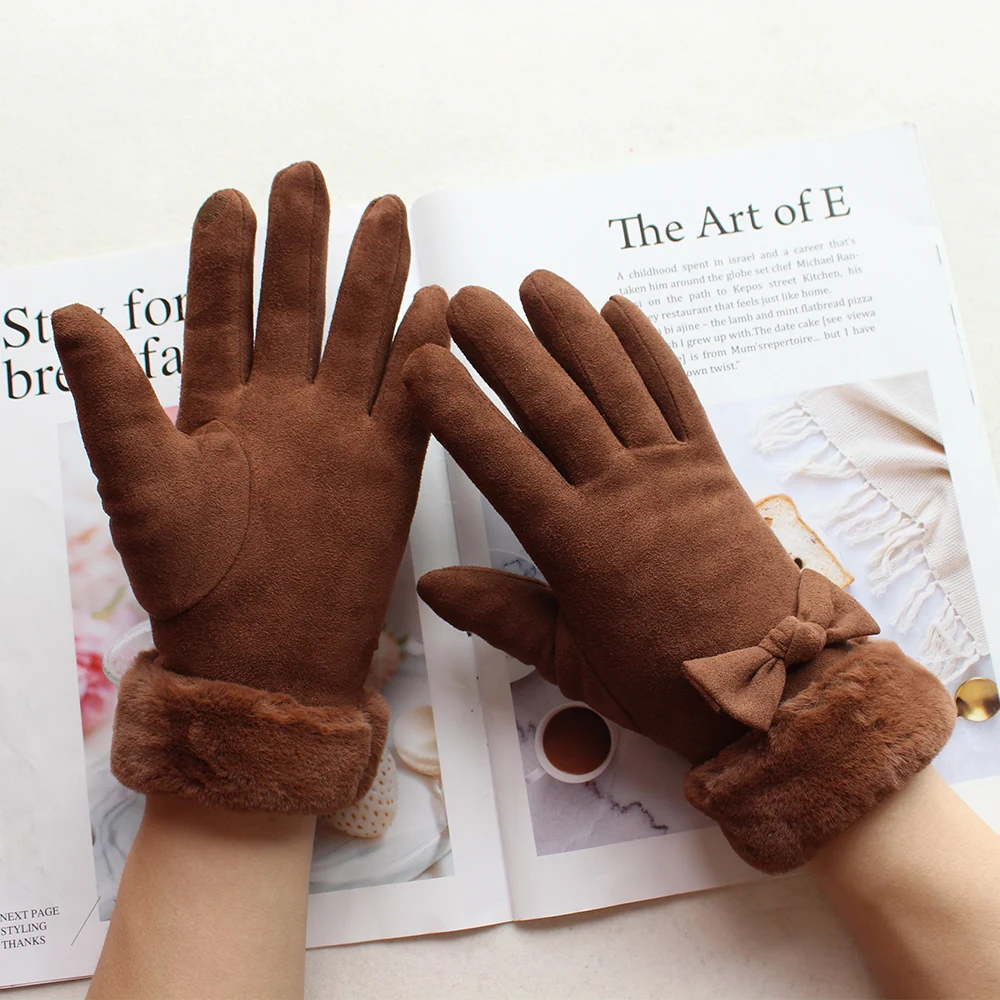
[955,677,1000,722]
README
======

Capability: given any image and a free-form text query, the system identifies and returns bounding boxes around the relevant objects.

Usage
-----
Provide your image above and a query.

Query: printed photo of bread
[756,494,854,589]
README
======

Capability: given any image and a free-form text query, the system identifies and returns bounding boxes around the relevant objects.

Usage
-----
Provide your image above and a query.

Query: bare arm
[87,795,316,1000]
[809,766,1000,999]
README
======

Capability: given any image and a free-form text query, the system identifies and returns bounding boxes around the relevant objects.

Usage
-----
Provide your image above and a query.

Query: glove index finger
[53,304,182,489]
[371,284,449,457]
[402,343,570,527]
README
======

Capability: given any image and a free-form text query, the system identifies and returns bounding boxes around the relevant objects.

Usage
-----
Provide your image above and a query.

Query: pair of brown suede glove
[56,163,955,873]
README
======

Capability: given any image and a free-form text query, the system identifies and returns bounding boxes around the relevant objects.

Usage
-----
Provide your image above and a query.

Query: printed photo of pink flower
[60,425,147,736]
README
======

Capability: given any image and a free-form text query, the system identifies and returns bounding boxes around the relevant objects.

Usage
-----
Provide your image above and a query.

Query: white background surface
[5,2,1000,997]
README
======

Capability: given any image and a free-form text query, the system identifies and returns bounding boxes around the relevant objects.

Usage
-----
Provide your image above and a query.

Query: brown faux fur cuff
[110,651,389,814]
[684,641,955,873]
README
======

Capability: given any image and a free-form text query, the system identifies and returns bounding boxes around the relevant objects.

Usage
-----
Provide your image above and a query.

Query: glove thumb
[417,566,559,675]
[417,566,637,729]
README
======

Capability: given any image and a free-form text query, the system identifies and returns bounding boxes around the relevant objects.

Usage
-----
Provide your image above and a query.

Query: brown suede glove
[53,162,448,814]
[403,270,955,872]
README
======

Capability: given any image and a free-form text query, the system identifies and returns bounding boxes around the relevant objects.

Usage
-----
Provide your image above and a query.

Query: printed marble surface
[511,670,711,857]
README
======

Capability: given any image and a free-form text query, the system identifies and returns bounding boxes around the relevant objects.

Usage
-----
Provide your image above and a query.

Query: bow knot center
[760,616,827,666]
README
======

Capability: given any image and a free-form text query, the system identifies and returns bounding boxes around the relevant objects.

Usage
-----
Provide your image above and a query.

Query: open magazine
[3,125,1000,988]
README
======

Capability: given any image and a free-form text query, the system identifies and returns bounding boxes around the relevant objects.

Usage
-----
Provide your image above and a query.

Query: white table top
[6,1,999,996]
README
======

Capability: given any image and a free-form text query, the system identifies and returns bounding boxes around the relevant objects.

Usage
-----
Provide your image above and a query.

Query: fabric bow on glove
[403,270,955,872]
[53,163,448,814]
[684,567,878,730]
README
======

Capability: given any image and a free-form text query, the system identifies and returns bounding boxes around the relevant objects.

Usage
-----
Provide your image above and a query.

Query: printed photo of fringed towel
[752,372,987,683]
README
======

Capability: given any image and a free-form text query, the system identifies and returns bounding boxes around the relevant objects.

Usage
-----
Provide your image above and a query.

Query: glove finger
[402,344,570,528]
[253,161,330,381]
[53,304,182,491]
[447,286,620,484]
[600,295,714,444]
[371,285,449,463]
[417,566,560,675]
[318,195,410,411]
[520,271,674,447]
[177,188,256,432]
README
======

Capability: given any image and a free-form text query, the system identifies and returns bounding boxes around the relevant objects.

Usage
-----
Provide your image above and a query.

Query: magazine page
[0,208,509,989]
[410,125,1000,920]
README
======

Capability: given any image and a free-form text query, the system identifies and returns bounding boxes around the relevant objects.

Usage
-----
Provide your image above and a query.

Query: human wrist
[141,792,318,846]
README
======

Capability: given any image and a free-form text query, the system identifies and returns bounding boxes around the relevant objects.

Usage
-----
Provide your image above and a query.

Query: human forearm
[809,766,1000,999]
[88,795,316,1000]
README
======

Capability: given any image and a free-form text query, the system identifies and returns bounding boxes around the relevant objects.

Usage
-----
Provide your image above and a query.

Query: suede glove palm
[53,163,448,814]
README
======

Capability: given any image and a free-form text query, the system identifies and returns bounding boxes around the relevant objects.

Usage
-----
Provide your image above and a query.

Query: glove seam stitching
[530,277,631,451]
[155,420,253,623]
[612,299,691,443]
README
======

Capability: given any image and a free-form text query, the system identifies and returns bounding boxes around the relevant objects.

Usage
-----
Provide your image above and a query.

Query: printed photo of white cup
[526,701,620,784]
